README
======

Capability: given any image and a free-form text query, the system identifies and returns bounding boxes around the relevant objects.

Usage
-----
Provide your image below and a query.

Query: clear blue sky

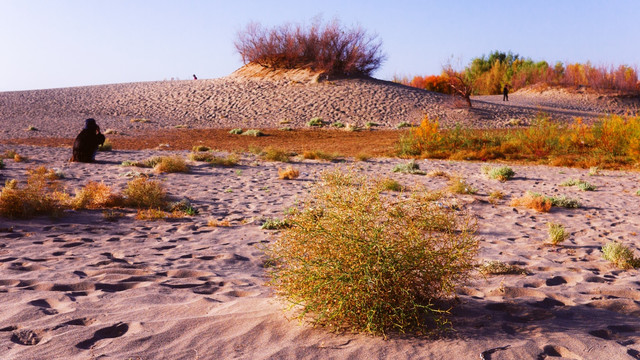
[1,0,639,91]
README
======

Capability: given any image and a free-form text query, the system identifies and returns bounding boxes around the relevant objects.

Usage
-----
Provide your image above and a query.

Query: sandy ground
[1,143,640,359]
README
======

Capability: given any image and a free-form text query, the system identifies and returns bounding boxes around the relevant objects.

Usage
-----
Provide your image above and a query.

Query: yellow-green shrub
[267,169,478,335]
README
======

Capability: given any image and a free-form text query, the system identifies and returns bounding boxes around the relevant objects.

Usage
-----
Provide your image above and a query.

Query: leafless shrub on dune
[235,17,386,77]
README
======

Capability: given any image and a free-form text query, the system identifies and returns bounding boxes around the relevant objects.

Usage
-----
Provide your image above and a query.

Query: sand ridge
[2,67,638,141]
[1,143,640,359]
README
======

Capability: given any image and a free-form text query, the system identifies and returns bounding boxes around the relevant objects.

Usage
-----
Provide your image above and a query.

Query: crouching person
[70,118,105,163]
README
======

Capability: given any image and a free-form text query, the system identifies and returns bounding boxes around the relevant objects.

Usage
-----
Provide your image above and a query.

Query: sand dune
[2,66,637,141]
[1,143,640,359]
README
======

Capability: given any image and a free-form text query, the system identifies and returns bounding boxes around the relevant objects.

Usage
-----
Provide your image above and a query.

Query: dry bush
[479,260,528,275]
[71,181,122,209]
[379,178,402,191]
[123,177,168,209]
[302,150,338,161]
[447,177,477,195]
[510,192,552,212]
[278,166,300,180]
[268,169,478,335]
[154,156,189,173]
[135,208,168,221]
[209,154,239,167]
[0,167,66,219]
[188,152,215,162]
[192,145,211,152]
[262,147,290,162]
[235,18,386,76]
[547,222,569,245]
[355,153,370,161]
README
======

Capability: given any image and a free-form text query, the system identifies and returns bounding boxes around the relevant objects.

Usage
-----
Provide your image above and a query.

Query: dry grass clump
[98,139,113,152]
[379,178,402,191]
[447,177,478,195]
[153,156,189,173]
[355,153,370,162]
[278,166,300,180]
[511,192,552,212]
[229,128,243,135]
[188,152,215,162]
[262,147,290,162]
[426,170,450,178]
[0,167,66,219]
[481,165,515,181]
[267,169,478,335]
[208,219,231,227]
[392,160,426,175]
[601,242,640,269]
[209,154,239,167]
[135,208,168,221]
[122,177,168,209]
[547,222,569,245]
[71,181,122,209]
[479,260,528,275]
[131,118,150,123]
[560,179,596,191]
[302,150,338,161]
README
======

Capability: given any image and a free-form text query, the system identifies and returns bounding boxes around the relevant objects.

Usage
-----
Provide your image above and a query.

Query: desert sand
[1,71,640,359]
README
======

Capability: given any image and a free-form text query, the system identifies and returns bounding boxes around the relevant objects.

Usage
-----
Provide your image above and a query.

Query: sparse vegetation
[588,166,601,176]
[479,260,528,275]
[242,129,264,137]
[488,190,504,203]
[547,222,569,245]
[331,121,345,128]
[549,195,581,208]
[511,192,552,212]
[278,166,300,180]
[71,181,121,210]
[355,153,370,161]
[122,176,168,209]
[131,118,150,123]
[602,242,640,269]
[209,154,239,167]
[302,150,338,161]
[267,169,478,335]
[365,121,378,129]
[153,156,189,173]
[229,128,243,135]
[262,147,290,162]
[427,170,450,178]
[560,179,596,191]
[279,126,293,131]
[379,178,402,191]
[482,165,515,181]
[397,114,640,169]
[392,160,426,175]
[448,177,478,195]
[396,121,412,129]
[0,167,66,219]
[261,217,291,230]
[307,117,324,127]
[25,125,37,131]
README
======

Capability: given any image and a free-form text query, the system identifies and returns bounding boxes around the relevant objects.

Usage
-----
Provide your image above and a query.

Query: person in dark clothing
[193,74,198,80]
[70,118,105,163]
[503,85,509,101]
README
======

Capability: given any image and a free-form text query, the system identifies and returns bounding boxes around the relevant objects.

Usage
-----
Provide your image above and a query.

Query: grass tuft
[392,160,426,175]
[379,178,402,191]
[602,242,639,269]
[123,176,168,209]
[192,145,211,152]
[448,177,477,194]
[482,165,515,181]
[302,150,339,161]
[511,192,552,212]
[547,222,569,245]
[242,129,264,137]
[479,260,528,275]
[307,117,324,127]
[229,128,243,135]
[262,147,290,162]
[261,217,291,230]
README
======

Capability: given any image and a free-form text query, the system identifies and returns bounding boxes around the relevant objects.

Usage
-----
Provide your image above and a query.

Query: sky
[1,0,639,91]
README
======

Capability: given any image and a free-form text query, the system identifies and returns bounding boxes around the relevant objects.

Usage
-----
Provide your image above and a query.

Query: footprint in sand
[11,329,48,346]
[75,322,130,350]
[538,344,583,359]
[28,297,74,315]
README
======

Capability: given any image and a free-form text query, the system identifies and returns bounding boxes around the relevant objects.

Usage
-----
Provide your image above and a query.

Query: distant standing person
[70,118,105,163]
[503,85,509,101]
[193,74,198,80]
